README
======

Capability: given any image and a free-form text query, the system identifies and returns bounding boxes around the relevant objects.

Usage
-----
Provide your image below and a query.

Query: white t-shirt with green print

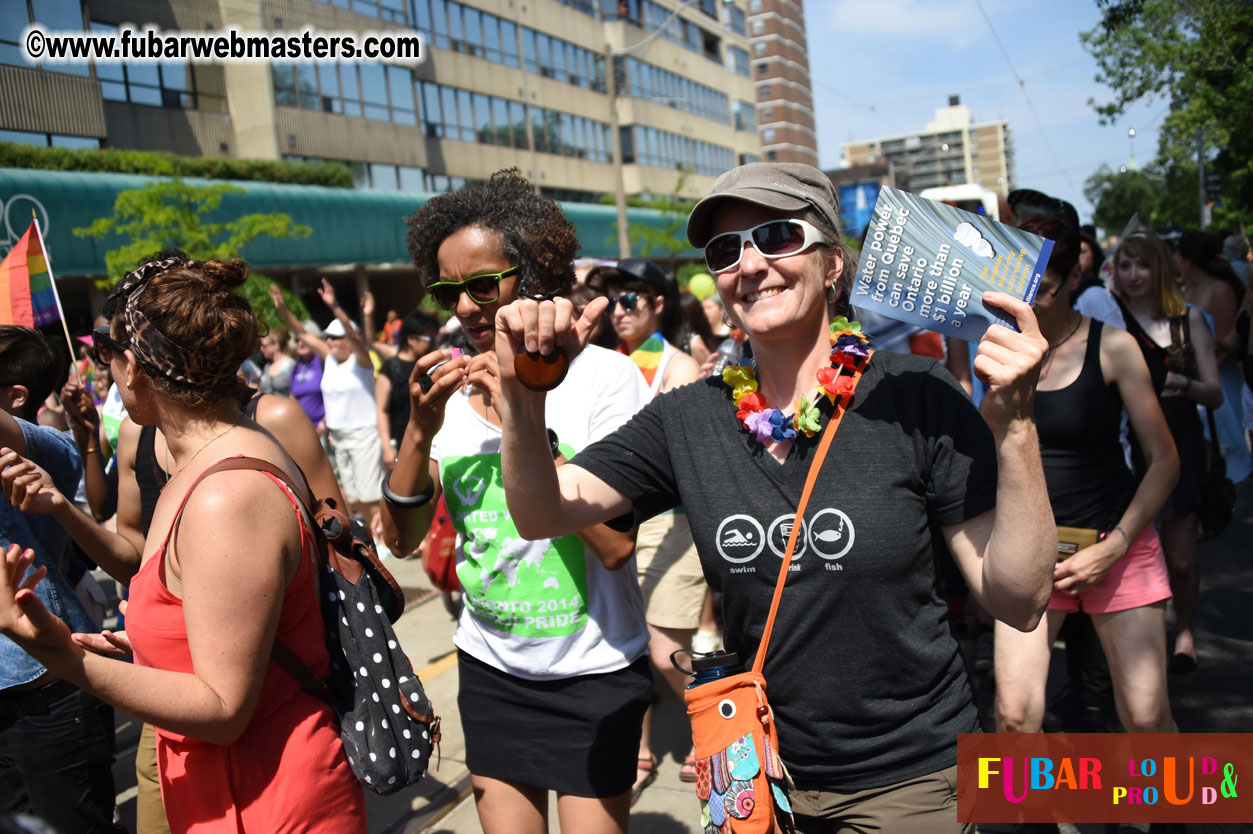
[431,346,650,680]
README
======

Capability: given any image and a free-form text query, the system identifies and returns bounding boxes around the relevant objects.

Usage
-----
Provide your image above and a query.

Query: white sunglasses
[704,218,826,273]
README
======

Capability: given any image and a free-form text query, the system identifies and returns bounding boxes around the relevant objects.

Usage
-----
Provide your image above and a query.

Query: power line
[973,0,1073,194]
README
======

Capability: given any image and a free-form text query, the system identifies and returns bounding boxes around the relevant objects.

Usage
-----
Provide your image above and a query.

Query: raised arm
[495,296,635,542]
[318,279,373,370]
[362,291,397,360]
[270,284,329,359]
[60,377,116,521]
[942,292,1055,632]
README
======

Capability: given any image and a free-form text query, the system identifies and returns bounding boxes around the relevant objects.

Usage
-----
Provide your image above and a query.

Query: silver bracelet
[1110,524,1130,555]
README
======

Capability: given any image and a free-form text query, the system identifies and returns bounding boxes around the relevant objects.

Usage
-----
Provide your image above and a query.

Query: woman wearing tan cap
[489,162,1057,831]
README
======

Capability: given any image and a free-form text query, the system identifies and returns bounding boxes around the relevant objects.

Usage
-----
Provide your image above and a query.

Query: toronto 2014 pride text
[977,755,1240,807]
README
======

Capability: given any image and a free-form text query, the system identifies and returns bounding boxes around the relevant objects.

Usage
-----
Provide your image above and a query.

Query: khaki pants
[136,722,172,834]
[789,765,971,834]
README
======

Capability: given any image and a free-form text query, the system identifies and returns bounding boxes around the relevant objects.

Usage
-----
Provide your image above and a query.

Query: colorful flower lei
[721,317,871,445]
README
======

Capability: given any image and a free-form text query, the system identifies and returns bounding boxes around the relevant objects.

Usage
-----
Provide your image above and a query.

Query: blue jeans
[0,681,126,834]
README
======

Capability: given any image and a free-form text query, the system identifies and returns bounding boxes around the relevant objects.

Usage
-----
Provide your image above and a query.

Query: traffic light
[1205,171,1222,203]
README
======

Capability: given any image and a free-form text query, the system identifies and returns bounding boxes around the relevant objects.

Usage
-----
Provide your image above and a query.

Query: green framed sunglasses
[426,266,520,310]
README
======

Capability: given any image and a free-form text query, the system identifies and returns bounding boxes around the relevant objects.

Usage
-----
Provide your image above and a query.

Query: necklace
[721,317,872,446]
[1041,314,1083,378]
[170,420,240,477]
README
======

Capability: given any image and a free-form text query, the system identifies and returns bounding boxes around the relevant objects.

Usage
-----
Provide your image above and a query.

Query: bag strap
[1205,407,1222,460]
[153,454,338,712]
[751,351,872,675]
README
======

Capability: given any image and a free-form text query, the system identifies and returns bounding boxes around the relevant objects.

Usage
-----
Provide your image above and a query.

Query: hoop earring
[826,284,838,303]
[722,312,733,328]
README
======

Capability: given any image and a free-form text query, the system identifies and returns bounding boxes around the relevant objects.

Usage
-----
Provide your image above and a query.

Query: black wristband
[547,428,562,460]
[380,471,434,509]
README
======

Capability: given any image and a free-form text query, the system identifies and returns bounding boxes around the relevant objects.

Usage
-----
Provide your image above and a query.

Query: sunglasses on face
[607,292,648,314]
[91,326,127,365]
[704,219,826,274]
[426,266,520,310]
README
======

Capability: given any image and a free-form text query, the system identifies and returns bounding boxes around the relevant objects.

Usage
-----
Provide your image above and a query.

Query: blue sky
[806,0,1169,224]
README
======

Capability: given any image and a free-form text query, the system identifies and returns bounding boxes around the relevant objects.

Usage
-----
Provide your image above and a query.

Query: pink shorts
[1049,524,1172,614]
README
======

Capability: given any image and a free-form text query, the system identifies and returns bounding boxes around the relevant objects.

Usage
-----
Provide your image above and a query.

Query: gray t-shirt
[573,351,996,789]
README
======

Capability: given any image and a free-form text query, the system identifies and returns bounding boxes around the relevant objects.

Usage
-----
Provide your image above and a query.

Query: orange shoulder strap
[751,352,872,675]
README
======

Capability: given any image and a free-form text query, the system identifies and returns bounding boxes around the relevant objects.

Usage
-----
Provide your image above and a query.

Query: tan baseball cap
[686,162,842,247]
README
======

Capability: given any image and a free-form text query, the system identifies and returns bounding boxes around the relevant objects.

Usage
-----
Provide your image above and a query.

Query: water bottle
[710,337,743,377]
[673,649,743,689]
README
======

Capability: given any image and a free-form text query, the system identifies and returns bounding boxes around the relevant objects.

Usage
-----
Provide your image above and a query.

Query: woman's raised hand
[60,378,99,432]
[973,291,1048,435]
[494,296,609,389]
[268,283,287,311]
[406,348,471,440]
[317,278,338,310]
[0,543,74,656]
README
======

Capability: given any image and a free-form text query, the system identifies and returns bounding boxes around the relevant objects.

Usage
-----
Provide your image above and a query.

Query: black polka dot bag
[194,457,440,795]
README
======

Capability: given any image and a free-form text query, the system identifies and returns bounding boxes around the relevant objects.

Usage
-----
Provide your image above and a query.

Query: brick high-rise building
[746,0,817,166]
[841,96,1016,197]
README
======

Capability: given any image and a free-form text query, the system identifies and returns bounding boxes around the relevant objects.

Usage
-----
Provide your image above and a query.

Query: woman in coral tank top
[0,255,366,834]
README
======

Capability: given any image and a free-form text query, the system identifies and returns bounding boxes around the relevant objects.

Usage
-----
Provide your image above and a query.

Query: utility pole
[606,46,631,259]
[1196,127,1208,230]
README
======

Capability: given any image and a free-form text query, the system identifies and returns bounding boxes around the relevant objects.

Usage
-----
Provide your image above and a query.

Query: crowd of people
[0,161,1248,834]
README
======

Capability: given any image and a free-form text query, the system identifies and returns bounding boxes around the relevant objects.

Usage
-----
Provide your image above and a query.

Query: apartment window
[756,62,768,77]
[732,100,756,132]
[0,129,99,148]
[313,0,407,23]
[749,0,762,10]
[3,0,89,76]
[95,24,224,110]
[762,127,776,143]
[520,26,604,92]
[751,19,764,34]
[625,124,734,176]
[729,7,747,35]
[728,46,750,77]
[754,41,766,55]
[623,57,730,124]
[275,60,415,126]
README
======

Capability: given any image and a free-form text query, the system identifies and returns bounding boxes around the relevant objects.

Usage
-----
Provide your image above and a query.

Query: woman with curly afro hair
[383,170,655,834]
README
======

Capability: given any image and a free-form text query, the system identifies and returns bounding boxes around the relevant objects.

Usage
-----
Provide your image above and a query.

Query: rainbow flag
[625,331,666,389]
[0,220,60,327]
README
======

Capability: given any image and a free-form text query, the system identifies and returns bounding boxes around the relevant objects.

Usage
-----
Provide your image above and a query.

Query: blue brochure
[851,186,1054,342]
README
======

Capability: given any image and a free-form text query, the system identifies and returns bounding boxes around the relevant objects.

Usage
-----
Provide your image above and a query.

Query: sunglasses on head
[607,292,650,314]
[705,218,826,274]
[426,266,520,311]
[91,326,127,365]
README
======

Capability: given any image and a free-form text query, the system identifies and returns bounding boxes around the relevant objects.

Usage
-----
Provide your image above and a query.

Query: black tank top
[134,394,263,535]
[1034,320,1134,530]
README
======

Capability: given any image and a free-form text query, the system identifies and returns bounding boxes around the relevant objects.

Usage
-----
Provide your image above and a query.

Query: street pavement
[103,475,1253,833]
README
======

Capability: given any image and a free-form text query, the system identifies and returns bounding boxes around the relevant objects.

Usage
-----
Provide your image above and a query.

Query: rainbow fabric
[0,221,59,327]
[626,331,666,388]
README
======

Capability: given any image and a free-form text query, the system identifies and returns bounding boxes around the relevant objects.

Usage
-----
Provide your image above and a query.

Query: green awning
[0,167,698,278]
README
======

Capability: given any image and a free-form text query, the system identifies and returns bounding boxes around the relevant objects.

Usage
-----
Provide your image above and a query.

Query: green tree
[1081,0,1253,228]
[74,178,311,329]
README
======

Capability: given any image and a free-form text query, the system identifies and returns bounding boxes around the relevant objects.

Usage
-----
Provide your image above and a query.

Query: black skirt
[457,650,654,798]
